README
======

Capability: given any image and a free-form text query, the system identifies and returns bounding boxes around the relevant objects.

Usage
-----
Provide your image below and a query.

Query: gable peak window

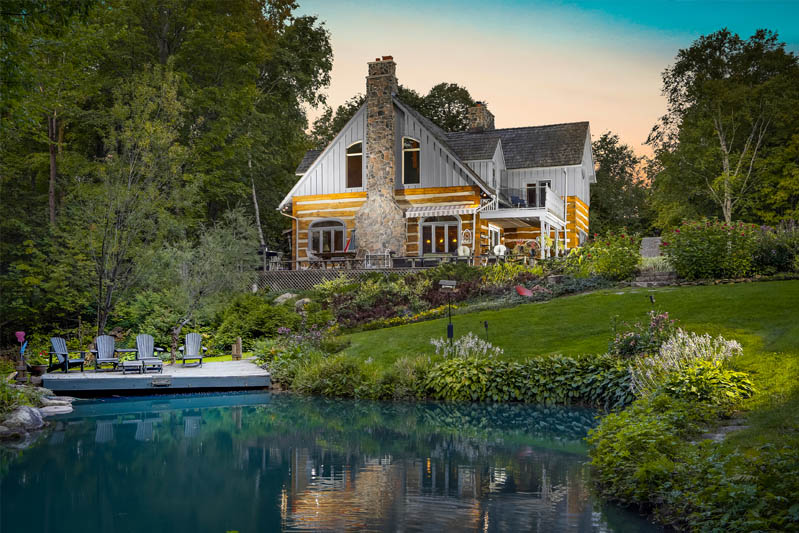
[346,142,362,188]
[403,137,421,185]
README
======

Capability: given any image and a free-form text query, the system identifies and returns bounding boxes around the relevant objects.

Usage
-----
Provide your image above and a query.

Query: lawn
[344,279,799,447]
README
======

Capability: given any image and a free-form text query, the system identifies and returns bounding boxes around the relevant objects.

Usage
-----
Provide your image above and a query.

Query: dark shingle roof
[445,132,501,161]
[446,122,589,169]
[295,149,322,174]
[495,122,589,168]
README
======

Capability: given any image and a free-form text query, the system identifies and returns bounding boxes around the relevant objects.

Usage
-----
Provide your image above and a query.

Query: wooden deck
[42,359,271,394]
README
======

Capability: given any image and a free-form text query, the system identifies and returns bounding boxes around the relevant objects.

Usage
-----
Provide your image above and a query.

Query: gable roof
[392,97,493,194]
[445,132,501,161]
[295,149,322,175]
[446,122,589,169]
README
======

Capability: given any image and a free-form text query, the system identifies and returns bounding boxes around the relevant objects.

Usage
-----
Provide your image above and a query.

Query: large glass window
[346,142,362,188]
[420,216,459,254]
[526,180,551,208]
[403,137,420,185]
[308,220,346,254]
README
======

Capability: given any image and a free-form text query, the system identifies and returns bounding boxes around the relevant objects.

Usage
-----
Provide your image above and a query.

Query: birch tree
[648,29,799,223]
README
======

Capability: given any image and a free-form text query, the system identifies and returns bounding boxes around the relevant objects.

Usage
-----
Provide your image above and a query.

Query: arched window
[346,142,362,188]
[402,137,421,185]
[309,219,346,254]
[420,216,459,255]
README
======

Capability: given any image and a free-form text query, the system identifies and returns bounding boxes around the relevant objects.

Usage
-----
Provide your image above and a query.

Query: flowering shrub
[629,328,743,395]
[582,231,642,281]
[662,219,759,280]
[481,262,542,286]
[361,304,455,331]
[609,310,677,358]
[430,332,503,359]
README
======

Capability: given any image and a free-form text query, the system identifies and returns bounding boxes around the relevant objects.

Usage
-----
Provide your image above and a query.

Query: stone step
[631,281,673,288]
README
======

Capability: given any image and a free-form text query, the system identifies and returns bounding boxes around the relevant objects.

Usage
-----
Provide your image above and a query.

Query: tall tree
[73,65,186,335]
[648,29,799,224]
[589,132,651,235]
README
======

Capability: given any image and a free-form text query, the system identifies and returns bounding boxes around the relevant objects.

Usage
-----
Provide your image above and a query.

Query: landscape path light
[439,280,457,346]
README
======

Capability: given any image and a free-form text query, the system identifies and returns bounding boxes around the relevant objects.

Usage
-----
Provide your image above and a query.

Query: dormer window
[403,137,420,185]
[346,142,362,188]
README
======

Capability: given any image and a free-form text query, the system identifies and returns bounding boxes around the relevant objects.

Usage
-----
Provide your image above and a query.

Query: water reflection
[0,392,657,532]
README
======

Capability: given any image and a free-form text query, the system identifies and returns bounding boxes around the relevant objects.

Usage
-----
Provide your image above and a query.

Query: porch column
[554,226,560,256]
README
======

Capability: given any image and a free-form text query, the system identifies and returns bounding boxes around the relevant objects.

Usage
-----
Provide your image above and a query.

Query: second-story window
[346,142,362,188]
[403,137,420,185]
[526,180,551,208]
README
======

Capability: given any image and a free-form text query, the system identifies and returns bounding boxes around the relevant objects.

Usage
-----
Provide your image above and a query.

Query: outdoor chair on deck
[135,334,165,373]
[48,337,85,373]
[92,335,119,372]
[179,332,206,367]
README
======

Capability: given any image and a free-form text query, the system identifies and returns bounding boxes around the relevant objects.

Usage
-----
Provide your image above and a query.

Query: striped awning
[404,204,478,219]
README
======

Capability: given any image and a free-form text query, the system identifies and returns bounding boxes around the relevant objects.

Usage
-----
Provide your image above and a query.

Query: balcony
[499,186,564,218]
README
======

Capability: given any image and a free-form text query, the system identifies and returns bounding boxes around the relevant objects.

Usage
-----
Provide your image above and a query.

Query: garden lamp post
[15,331,27,382]
[439,280,457,346]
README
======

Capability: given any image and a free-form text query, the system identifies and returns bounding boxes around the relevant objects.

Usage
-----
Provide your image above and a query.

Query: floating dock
[42,359,270,395]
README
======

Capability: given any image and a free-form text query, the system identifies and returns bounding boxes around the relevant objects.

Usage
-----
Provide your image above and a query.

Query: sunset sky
[297,0,799,156]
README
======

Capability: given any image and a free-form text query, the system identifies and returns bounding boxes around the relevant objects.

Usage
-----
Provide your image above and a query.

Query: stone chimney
[354,56,407,256]
[467,102,495,132]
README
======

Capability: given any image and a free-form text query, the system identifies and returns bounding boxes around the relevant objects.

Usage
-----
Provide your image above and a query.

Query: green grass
[344,280,799,445]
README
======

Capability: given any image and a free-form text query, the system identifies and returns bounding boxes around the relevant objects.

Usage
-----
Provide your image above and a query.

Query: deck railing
[500,186,564,218]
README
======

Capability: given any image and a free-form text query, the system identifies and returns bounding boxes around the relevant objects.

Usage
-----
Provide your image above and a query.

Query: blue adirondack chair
[136,334,164,373]
[48,337,85,373]
[92,335,119,371]
[179,333,207,367]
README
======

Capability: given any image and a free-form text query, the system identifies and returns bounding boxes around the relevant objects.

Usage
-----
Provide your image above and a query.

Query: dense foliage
[1,0,333,345]
[660,219,797,279]
[588,393,798,531]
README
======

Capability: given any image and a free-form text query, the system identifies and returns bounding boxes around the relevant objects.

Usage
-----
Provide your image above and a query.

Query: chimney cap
[382,55,393,61]
[375,57,380,61]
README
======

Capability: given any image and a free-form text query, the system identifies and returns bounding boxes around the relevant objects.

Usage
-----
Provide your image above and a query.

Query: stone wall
[354,56,407,255]
[467,103,495,131]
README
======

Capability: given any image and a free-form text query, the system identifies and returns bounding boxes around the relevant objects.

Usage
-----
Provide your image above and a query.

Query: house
[278,56,594,266]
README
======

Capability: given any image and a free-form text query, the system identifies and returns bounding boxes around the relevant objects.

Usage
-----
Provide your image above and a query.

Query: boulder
[40,397,72,407]
[294,298,312,312]
[0,425,26,440]
[39,405,73,417]
[274,293,297,305]
[4,405,44,430]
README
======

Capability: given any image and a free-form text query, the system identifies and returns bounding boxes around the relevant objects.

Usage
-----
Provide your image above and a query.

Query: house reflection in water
[3,394,655,533]
[281,447,596,531]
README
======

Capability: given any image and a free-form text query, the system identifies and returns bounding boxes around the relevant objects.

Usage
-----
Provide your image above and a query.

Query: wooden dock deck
[42,359,271,394]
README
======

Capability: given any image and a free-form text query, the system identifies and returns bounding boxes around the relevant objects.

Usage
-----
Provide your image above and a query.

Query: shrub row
[662,219,799,280]
[422,354,634,409]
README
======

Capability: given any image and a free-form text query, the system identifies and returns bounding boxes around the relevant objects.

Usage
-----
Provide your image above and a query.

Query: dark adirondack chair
[92,335,119,371]
[48,337,85,373]
[136,334,165,373]
[179,333,206,367]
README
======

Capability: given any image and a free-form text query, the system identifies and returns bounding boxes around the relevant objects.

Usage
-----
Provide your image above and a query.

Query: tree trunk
[47,113,58,225]
[171,325,181,364]
[250,154,267,272]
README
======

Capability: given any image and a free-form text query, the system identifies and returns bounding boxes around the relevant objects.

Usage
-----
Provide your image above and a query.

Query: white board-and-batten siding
[394,106,475,190]
[291,107,367,197]
[464,141,506,191]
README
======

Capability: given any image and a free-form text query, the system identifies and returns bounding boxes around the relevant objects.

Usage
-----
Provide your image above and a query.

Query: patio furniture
[121,359,143,374]
[179,332,206,367]
[135,334,165,374]
[92,335,119,372]
[48,337,86,373]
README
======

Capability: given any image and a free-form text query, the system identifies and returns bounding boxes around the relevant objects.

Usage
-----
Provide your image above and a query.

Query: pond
[1,392,658,532]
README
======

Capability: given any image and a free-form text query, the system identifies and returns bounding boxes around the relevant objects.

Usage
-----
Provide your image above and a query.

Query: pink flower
[674,229,680,233]
[15,331,25,343]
